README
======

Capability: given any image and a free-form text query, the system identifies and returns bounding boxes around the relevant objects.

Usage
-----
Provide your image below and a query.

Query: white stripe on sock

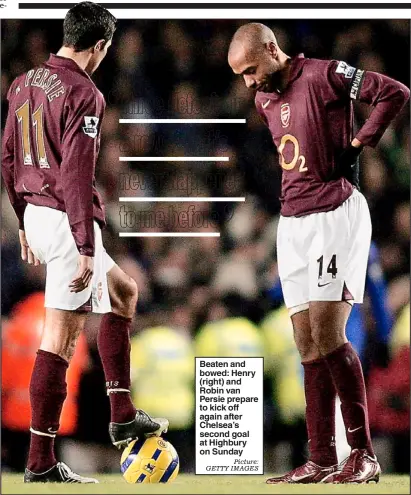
[107,388,130,395]
[30,427,56,438]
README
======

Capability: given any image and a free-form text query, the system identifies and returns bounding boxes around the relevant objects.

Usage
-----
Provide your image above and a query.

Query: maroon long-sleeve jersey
[255,55,410,217]
[2,54,106,256]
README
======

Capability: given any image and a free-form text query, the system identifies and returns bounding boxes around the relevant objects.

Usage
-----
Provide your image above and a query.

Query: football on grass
[120,436,179,483]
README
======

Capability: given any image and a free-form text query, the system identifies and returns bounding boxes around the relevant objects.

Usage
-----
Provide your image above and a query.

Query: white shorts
[277,189,372,312]
[24,203,115,313]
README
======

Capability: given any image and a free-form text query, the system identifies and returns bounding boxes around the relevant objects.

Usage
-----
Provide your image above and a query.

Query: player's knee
[291,310,320,361]
[310,324,325,348]
[310,324,345,355]
[59,337,78,362]
[294,330,320,361]
[310,309,330,347]
[40,327,80,362]
[309,306,347,354]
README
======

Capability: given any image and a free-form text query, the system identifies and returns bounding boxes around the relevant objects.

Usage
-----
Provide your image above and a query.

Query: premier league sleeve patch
[335,61,356,79]
[82,116,99,138]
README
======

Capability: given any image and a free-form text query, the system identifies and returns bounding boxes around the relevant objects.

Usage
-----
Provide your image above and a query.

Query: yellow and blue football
[120,436,179,483]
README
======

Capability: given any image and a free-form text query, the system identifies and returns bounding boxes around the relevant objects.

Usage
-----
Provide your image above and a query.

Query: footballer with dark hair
[2,2,168,484]
[228,23,409,484]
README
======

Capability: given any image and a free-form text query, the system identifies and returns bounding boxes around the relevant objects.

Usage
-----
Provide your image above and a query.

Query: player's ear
[266,41,278,59]
[94,39,107,52]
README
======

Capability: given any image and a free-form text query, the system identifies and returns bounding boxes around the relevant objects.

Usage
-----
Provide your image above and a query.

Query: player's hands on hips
[69,255,94,293]
[331,140,363,186]
[19,229,40,266]
[338,143,363,169]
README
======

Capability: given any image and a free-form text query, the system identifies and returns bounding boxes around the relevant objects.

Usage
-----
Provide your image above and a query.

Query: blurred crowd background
[1,19,409,475]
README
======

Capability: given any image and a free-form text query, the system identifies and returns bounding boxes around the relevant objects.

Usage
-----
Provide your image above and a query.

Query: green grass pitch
[2,474,409,494]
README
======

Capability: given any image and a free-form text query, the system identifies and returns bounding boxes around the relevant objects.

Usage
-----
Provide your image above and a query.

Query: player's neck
[56,47,92,74]
[274,56,292,93]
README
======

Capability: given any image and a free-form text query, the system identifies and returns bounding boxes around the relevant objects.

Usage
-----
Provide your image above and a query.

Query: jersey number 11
[15,100,50,169]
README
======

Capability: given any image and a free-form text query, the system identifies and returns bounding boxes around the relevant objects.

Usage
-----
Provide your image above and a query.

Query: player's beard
[267,70,285,93]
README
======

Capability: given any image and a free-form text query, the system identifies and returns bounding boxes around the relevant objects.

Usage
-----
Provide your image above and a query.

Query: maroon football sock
[27,350,68,473]
[302,357,338,467]
[97,312,136,424]
[325,342,374,456]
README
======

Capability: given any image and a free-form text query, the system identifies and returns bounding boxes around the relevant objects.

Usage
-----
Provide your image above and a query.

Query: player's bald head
[228,22,289,93]
[228,23,278,65]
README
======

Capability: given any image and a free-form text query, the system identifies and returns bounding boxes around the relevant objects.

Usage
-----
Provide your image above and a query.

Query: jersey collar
[262,53,306,98]
[45,54,93,81]
[287,53,306,85]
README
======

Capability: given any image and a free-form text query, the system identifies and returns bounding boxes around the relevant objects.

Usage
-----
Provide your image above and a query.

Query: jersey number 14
[317,254,338,279]
[15,100,50,168]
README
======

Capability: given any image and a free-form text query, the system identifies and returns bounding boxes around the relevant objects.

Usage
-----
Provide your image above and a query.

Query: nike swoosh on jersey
[262,100,271,109]
[347,426,363,433]
[318,282,331,287]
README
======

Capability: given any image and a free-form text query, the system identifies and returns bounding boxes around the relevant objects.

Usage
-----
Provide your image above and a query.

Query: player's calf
[108,265,138,319]
[99,313,170,447]
[27,349,68,474]
[291,308,339,469]
[27,309,87,475]
[98,312,137,424]
[101,265,169,448]
[98,266,139,422]
[310,302,376,459]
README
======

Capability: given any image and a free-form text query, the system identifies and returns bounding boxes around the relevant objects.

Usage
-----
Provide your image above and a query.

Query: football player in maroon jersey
[2,2,168,483]
[228,22,409,484]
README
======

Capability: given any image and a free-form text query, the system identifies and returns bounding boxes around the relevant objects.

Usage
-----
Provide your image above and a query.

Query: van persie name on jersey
[25,68,65,102]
